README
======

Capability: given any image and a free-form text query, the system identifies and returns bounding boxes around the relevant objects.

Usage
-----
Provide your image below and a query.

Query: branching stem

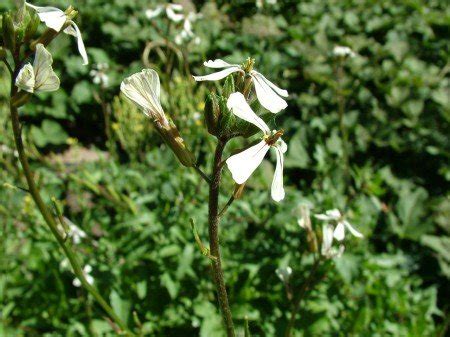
[208,139,235,337]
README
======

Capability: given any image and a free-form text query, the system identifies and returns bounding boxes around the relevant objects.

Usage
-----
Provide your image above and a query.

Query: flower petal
[321,224,334,256]
[227,92,270,133]
[64,22,89,65]
[120,69,165,121]
[251,72,288,113]
[333,222,345,241]
[203,59,240,69]
[226,140,270,184]
[145,7,163,19]
[15,63,35,93]
[33,44,60,92]
[193,66,241,82]
[166,6,184,22]
[252,71,288,97]
[26,2,66,32]
[271,140,286,202]
[343,220,363,238]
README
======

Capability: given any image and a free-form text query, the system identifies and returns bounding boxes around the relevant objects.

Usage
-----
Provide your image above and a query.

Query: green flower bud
[24,12,40,43]
[2,13,16,51]
[222,74,235,98]
[203,93,220,136]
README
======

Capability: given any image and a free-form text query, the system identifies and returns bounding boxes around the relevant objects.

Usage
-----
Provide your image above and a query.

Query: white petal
[145,7,163,19]
[251,72,288,113]
[168,3,183,11]
[33,44,60,92]
[64,22,88,65]
[192,66,241,82]
[226,140,270,184]
[84,265,92,273]
[73,278,82,287]
[343,220,363,238]
[252,71,288,97]
[226,92,270,133]
[326,209,342,219]
[120,69,165,121]
[166,7,184,22]
[333,222,345,241]
[271,141,286,202]
[26,3,66,32]
[276,139,288,153]
[15,63,35,93]
[321,224,334,256]
[315,213,334,221]
[203,59,240,69]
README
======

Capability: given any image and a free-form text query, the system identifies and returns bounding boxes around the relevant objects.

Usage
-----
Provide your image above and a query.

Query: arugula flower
[146,3,184,22]
[225,92,287,202]
[315,209,363,241]
[321,224,345,259]
[26,2,89,65]
[15,43,60,93]
[193,59,288,113]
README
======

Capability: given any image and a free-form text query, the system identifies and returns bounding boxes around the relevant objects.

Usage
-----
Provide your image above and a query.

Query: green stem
[208,139,235,337]
[8,88,133,336]
[284,258,321,337]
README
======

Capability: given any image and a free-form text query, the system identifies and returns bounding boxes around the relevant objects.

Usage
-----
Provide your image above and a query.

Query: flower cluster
[194,58,289,201]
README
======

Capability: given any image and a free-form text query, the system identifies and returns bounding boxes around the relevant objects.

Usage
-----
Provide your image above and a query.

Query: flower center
[264,129,284,146]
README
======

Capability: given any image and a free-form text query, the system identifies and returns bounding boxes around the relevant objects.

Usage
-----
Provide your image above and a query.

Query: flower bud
[222,74,235,98]
[203,93,220,136]
[2,13,16,51]
[24,11,40,43]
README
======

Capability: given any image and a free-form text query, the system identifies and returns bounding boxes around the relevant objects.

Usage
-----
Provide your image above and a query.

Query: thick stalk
[9,90,132,335]
[208,140,235,337]
[284,259,321,337]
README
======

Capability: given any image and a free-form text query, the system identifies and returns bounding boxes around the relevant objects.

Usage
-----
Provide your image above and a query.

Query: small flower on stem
[26,2,89,65]
[315,209,363,241]
[225,92,287,201]
[275,266,292,283]
[90,63,109,87]
[332,46,356,58]
[15,43,60,93]
[64,217,87,245]
[321,224,345,259]
[146,3,184,22]
[73,264,94,287]
[193,58,288,113]
[120,69,195,167]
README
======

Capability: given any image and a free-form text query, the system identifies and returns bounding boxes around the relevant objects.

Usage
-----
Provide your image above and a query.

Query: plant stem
[9,92,133,336]
[284,258,321,337]
[208,139,235,337]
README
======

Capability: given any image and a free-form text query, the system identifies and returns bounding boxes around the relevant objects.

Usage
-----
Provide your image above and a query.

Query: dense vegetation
[1,0,449,336]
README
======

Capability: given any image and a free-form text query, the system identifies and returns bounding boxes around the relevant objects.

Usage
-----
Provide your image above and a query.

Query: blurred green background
[0,0,449,336]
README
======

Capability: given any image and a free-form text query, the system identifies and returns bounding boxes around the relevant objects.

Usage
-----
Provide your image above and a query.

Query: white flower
[321,224,345,259]
[90,63,109,87]
[73,265,94,287]
[333,45,356,58]
[315,209,363,241]
[120,69,168,126]
[193,59,288,113]
[146,3,184,22]
[275,266,292,283]
[26,2,89,65]
[15,43,60,93]
[64,217,87,245]
[225,92,287,202]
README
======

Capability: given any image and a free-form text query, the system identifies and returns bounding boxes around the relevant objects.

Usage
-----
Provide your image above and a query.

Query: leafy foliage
[0,0,448,336]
